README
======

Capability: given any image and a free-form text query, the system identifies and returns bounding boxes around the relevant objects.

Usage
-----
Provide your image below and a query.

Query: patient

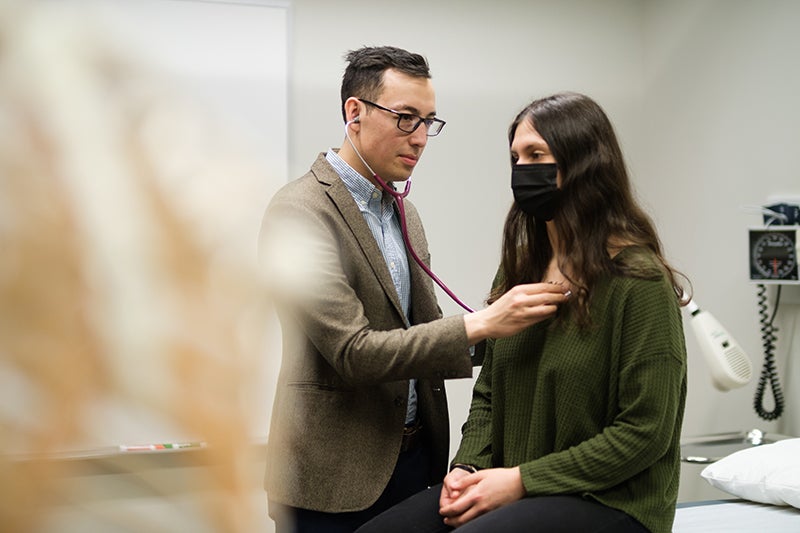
[356,92,690,533]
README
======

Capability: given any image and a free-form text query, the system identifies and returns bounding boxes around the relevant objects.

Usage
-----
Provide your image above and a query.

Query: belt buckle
[401,422,422,452]
[403,422,421,436]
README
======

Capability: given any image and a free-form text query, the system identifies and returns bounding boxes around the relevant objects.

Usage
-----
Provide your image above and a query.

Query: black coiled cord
[753,284,784,420]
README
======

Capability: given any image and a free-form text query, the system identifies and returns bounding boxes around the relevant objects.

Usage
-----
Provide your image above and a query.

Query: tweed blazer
[260,153,474,513]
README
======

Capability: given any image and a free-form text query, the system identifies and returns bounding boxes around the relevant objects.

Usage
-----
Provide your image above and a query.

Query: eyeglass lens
[360,99,444,136]
[399,116,444,136]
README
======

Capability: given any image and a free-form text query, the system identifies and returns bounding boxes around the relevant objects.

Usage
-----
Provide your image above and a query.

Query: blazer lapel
[312,156,408,323]
[402,202,441,325]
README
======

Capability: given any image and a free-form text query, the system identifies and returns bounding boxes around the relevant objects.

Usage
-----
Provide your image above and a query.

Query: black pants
[270,443,431,533]
[354,484,651,533]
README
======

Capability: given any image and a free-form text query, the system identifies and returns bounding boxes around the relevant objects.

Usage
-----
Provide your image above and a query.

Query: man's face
[355,69,437,183]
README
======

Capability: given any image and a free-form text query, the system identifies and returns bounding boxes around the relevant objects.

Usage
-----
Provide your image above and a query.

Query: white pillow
[701,438,800,508]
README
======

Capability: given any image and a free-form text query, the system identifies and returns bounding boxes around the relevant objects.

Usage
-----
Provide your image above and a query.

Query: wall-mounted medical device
[687,300,753,391]
[748,226,799,284]
[746,199,799,420]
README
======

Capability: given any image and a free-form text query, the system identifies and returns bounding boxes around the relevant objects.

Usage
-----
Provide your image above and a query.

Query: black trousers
[270,443,431,533]
[354,484,651,533]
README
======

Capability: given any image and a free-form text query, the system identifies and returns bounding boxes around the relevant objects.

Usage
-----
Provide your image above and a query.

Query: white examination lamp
[686,299,753,391]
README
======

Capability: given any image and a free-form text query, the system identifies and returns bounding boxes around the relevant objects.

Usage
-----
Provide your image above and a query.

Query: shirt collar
[326,149,394,212]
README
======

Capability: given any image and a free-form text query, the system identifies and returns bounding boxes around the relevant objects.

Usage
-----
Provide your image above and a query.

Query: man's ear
[344,96,362,124]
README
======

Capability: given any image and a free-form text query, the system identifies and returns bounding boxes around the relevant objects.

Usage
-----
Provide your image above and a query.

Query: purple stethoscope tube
[371,172,475,313]
[345,121,475,313]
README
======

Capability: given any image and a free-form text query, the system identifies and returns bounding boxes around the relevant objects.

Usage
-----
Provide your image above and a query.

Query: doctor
[259,46,570,533]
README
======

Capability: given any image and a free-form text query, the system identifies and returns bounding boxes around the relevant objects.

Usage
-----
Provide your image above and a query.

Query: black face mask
[511,163,560,221]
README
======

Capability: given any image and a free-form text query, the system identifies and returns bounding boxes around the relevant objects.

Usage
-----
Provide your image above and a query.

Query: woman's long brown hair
[489,92,690,327]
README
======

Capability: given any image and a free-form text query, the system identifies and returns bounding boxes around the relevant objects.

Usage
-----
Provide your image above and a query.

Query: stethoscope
[344,119,475,313]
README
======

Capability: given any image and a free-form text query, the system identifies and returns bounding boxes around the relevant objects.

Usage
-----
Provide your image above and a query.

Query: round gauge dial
[751,231,798,280]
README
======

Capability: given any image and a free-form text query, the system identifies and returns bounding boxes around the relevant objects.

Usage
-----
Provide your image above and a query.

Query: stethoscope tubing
[345,120,475,313]
[371,173,475,313]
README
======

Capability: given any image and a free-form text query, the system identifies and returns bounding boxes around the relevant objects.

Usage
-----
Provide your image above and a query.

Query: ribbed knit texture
[452,247,687,533]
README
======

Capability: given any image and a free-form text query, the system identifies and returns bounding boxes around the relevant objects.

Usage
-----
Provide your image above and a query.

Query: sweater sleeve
[518,275,686,495]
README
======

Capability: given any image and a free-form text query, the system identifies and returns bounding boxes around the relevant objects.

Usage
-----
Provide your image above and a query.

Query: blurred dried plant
[0,1,271,531]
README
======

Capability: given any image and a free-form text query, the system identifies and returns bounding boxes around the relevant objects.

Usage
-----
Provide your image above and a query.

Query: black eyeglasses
[359,99,446,137]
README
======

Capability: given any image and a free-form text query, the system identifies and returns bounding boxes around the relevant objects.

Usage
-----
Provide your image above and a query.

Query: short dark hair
[340,46,431,122]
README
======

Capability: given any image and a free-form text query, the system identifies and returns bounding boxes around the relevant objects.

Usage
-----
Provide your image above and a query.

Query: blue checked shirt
[326,149,417,424]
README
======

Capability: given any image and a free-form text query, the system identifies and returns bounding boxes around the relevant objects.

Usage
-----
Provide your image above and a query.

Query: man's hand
[438,467,526,528]
[464,283,571,343]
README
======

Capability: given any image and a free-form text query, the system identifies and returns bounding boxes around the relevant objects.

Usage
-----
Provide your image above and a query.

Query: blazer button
[394,396,405,407]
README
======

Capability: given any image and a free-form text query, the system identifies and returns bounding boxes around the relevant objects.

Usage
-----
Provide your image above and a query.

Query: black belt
[400,422,423,453]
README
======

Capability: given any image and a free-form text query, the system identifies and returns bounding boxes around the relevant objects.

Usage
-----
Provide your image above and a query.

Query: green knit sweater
[453,247,687,533]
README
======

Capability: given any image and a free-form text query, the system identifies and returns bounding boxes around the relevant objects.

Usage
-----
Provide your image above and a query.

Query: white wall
[640,0,800,500]
[285,0,800,505]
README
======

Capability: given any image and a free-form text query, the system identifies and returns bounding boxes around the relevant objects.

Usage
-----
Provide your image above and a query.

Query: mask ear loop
[344,122,474,313]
